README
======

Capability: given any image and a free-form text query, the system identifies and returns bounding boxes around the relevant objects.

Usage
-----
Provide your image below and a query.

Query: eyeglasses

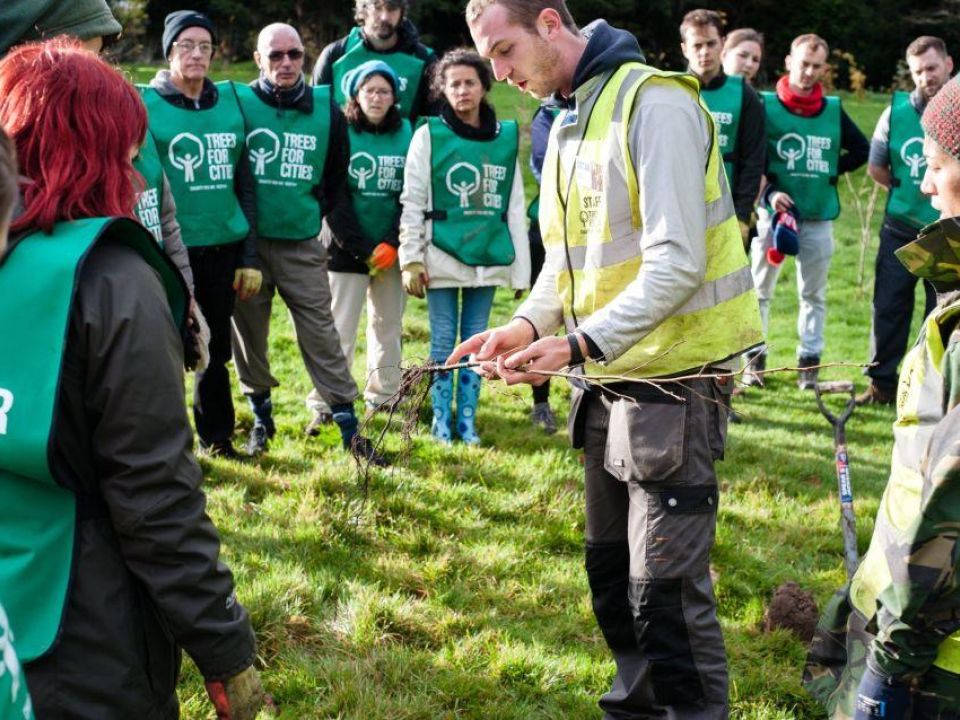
[172,40,214,56]
[267,49,305,62]
[361,87,393,98]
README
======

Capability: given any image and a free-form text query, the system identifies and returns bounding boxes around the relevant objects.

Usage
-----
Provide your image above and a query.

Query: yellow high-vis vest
[539,63,762,379]
[850,300,960,673]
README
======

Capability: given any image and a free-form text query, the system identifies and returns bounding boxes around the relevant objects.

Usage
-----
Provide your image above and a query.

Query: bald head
[254,23,305,88]
[257,23,301,53]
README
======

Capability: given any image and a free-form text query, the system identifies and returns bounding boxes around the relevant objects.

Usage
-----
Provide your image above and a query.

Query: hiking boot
[199,440,246,461]
[742,352,766,388]
[855,383,895,406]
[246,424,274,457]
[351,435,390,467]
[305,411,333,437]
[797,355,820,391]
[530,402,558,434]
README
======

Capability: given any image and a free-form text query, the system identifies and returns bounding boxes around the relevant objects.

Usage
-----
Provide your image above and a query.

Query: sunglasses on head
[268,48,304,62]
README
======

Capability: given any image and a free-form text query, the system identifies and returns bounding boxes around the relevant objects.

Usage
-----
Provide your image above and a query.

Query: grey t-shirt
[869,88,925,168]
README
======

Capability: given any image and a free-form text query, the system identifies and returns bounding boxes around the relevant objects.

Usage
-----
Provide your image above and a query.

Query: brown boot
[855,383,895,406]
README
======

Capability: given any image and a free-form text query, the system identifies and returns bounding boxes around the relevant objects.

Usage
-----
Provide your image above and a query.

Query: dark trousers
[576,378,731,719]
[189,244,239,445]
[867,216,936,393]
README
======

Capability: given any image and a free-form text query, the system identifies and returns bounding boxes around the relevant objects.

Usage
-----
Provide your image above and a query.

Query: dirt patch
[763,582,819,642]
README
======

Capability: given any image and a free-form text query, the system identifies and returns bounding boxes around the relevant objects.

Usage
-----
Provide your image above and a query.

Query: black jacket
[701,72,766,223]
[148,72,260,269]
[312,18,437,121]
[23,235,256,719]
[325,112,406,275]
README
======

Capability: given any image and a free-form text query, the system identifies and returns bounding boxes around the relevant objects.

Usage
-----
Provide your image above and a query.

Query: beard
[373,21,398,40]
[526,41,563,98]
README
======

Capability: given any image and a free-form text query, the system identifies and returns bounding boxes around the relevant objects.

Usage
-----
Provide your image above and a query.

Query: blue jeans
[426,286,497,363]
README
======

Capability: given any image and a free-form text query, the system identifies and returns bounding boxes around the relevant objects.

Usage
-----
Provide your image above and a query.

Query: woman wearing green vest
[399,48,530,444]
[0,129,35,720]
[0,38,267,720]
[326,60,412,414]
[804,77,960,719]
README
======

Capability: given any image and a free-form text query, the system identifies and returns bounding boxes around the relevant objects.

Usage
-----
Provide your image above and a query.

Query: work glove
[368,242,399,273]
[183,298,211,372]
[402,262,428,298]
[853,664,911,720]
[233,268,263,301]
[205,665,275,720]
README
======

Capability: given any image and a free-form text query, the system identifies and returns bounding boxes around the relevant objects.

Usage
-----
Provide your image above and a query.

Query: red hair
[0,37,147,233]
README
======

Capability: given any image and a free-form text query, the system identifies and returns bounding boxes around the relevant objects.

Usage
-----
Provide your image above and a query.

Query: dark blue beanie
[162,11,217,59]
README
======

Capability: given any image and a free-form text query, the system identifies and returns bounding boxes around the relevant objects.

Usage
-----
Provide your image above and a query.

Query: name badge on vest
[576,158,604,192]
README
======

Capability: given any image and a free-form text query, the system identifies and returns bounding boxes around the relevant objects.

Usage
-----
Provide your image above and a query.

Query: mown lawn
[151,64,922,718]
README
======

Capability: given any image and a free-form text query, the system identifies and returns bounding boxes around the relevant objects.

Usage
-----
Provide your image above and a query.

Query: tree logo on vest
[169,132,205,183]
[247,128,281,175]
[349,152,378,190]
[446,162,481,208]
[0,603,29,715]
[0,389,12,436]
[901,137,926,178]
[777,133,806,171]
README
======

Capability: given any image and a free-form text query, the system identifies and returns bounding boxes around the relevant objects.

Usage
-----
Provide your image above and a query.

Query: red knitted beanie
[922,77,960,160]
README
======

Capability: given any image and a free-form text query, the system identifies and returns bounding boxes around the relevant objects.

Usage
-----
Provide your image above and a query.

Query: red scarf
[776,75,824,117]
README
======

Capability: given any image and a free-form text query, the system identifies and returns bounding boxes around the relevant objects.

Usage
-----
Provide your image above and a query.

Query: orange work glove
[369,242,399,272]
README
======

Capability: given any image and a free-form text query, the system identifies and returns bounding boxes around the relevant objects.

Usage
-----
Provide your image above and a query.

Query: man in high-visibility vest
[312,0,435,122]
[679,9,765,248]
[857,36,953,406]
[752,33,869,390]
[457,1,763,715]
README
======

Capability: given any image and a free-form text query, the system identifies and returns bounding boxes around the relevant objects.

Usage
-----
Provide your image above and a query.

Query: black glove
[854,664,911,720]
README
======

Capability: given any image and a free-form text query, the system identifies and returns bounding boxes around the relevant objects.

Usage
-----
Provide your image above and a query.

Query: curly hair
[430,47,493,105]
[354,0,407,24]
[0,37,146,234]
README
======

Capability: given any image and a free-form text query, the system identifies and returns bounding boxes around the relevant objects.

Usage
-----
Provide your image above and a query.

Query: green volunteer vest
[347,120,412,243]
[887,91,938,229]
[761,92,842,220]
[141,81,249,247]
[427,116,518,267]
[527,106,561,224]
[332,27,433,119]
[701,74,743,185]
[235,84,330,241]
[132,131,166,245]
[850,299,960,674]
[0,217,186,663]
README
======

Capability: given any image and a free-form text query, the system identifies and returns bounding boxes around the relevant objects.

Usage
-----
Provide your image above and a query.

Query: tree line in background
[109,0,960,91]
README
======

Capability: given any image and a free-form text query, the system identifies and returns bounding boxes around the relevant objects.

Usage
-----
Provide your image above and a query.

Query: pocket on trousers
[604,397,686,484]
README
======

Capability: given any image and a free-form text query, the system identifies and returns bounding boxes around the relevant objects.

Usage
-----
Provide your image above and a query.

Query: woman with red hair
[0,38,268,720]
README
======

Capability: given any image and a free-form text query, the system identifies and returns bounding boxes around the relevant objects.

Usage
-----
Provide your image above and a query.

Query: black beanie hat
[162,11,217,59]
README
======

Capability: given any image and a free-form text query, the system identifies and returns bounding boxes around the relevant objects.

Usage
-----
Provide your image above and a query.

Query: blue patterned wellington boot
[455,368,482,446]
[430,371,454,443]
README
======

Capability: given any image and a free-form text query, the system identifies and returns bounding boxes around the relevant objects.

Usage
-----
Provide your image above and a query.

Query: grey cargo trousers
[574,376,731,719]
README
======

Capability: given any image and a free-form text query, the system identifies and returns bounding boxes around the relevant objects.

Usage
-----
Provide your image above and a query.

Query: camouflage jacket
[805,216,960,713]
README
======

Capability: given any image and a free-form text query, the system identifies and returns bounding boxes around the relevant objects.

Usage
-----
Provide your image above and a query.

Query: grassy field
[153,65,924,718]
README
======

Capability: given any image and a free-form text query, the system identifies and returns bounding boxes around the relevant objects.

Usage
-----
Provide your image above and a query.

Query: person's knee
[586,542,634,653]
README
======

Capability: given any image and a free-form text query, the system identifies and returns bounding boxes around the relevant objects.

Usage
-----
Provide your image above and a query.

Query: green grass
[158,74,923,717]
